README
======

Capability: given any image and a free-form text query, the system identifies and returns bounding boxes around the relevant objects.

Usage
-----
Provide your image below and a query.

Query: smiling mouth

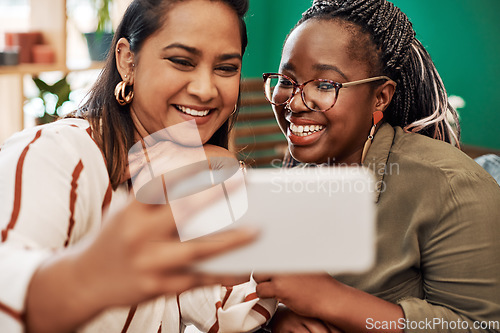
[175,105,212,117]
[289,122,325,137]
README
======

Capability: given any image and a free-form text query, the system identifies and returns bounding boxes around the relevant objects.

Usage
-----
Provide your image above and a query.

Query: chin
[201,128,218,140]
[290,148,323,165]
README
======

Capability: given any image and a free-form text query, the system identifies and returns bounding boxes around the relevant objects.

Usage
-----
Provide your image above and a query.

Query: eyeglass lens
[264,74,337,112]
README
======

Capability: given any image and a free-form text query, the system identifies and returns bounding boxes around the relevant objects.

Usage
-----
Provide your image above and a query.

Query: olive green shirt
[336,124,500,332]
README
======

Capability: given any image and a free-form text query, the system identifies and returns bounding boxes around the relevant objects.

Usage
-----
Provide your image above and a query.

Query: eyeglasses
[263,73,394,112]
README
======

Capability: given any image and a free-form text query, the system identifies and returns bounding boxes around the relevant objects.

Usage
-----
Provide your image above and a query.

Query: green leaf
[31,75,72,116]
[33,77,51,93]
[92,0,112,33]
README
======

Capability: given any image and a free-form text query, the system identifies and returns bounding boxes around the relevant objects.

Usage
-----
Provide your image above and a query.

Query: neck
[129,106,150,142]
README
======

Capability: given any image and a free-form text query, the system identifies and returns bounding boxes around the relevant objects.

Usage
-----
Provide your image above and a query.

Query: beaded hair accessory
[312,0,337,7]
[304,0,337,16]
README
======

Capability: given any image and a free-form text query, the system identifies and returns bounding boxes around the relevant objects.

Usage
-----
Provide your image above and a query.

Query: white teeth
[289,123,324,136]
[177,105,210,117]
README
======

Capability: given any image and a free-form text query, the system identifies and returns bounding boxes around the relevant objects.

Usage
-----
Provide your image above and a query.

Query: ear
[374,80,396,112]
[115,37,135,84]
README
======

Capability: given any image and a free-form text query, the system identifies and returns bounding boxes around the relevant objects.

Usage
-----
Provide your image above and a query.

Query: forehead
[281,19,371,79]
[148,0,241,52]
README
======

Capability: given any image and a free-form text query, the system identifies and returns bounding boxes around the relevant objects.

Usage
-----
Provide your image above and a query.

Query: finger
[253,273,274,283]
[256,281,277,299]
[141,226,259,271]
[324,323,344,333]
[156,272,205,295]
[303,319,331,333]
[185,226,259,261]
[296,326,312,333]
[195,272,252,289]
[294,323,312,333]
[159,272,250,295]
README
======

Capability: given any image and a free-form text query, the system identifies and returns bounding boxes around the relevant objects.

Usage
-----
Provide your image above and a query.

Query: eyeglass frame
[262,72,396,112]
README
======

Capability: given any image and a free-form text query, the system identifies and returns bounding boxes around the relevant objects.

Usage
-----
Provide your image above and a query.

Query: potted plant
[29,75,72,125]
[84,0,114,62]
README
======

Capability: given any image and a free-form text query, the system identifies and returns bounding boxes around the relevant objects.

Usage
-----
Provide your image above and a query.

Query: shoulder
[1,118,92,151]
[389,126,493,183]
[204,144,240,170]
[0,118,109,191]
[204,144,236,159]
[383,126,500,217]
[1,118,101,163]
[376,126,500,251]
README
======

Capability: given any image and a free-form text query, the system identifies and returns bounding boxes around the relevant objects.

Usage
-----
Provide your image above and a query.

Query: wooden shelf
[68,61,106,72]
[0,0,109,144]
[0,0,132,144]
[0,64,66,75]
[0,61,105,75]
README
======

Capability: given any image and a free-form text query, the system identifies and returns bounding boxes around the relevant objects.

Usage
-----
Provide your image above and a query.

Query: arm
[267,305,342,333]
[0,124,102,333]
[395,171,500,332]
[26,198,258,333]
[0,125,258,333]
[254,273,404,333]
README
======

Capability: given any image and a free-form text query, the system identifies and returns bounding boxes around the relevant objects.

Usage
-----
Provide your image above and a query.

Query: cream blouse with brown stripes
[0,118,276,333]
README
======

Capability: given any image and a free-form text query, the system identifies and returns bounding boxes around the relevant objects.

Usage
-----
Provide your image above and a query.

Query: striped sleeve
[179,278,278,332]
[0,120,112,332]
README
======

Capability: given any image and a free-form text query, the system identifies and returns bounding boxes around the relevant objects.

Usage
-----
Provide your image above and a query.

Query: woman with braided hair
[254,0,500,332]
[0,0,278,332]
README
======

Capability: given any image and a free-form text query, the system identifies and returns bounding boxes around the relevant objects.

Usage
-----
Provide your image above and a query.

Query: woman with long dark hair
[0,1,276,332]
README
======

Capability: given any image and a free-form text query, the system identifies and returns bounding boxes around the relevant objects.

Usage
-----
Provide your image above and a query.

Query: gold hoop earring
[361,110,383,164]
[114,80,134,105]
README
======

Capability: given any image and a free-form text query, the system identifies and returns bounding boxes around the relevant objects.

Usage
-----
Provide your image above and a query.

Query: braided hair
[296,0,460,145]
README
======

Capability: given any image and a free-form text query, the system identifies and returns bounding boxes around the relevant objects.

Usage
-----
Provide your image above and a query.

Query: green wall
[242,0,500,149]
[242,0,309,78]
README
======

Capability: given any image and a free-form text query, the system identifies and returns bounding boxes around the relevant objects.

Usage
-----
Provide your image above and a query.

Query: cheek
[272,105,288,131]
[134,74,169,105]
[334,93,374,125]
[220,79,240,109]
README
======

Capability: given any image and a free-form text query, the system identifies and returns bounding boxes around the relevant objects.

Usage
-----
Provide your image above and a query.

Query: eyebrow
[218,53,242,62]
[281,62,295,73]
[313,64,348,80]
[164,43,201,55]
[163,43,242,61]
[281,62,348,81]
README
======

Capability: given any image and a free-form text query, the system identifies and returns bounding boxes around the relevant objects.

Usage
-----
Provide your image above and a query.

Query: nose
[186,71,218,102]
[287,88,309,113]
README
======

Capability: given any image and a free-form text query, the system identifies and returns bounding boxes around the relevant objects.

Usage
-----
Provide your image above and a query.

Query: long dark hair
[295,0,460,146]
[70,0,249,189]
